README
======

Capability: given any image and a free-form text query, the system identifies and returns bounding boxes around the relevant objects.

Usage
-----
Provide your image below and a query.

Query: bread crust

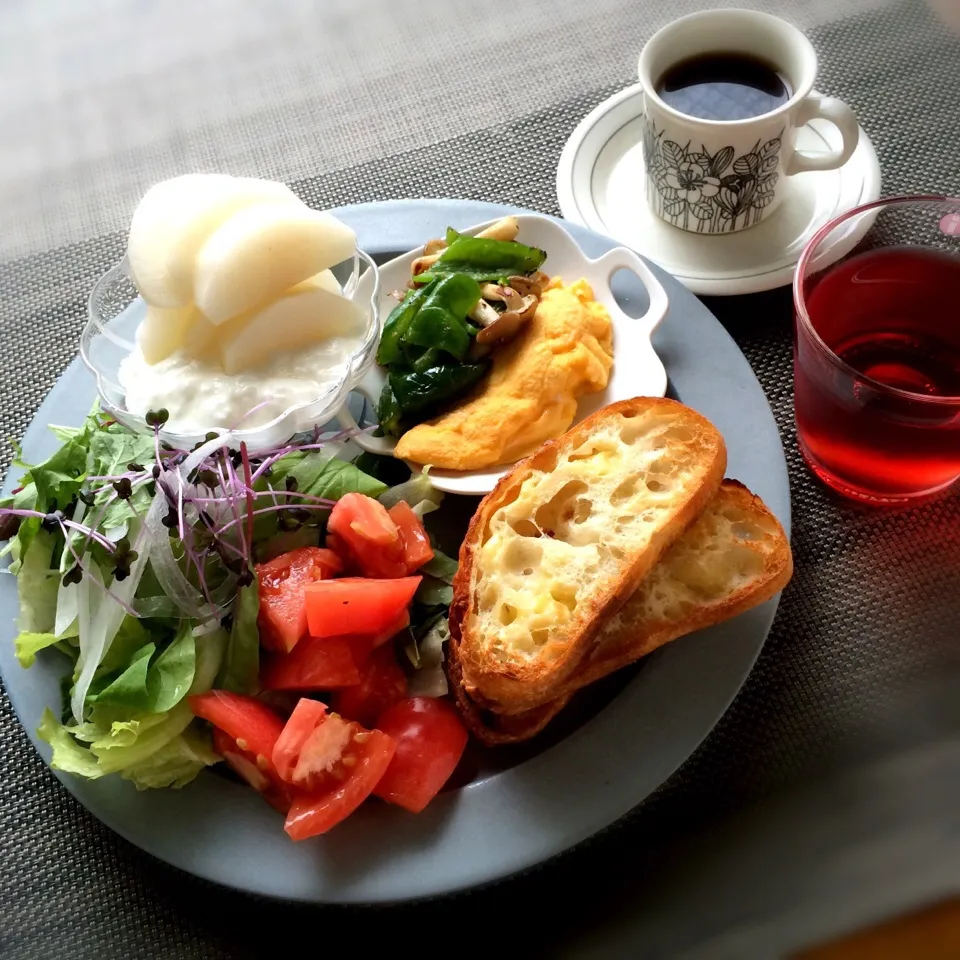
[450,397,727,713]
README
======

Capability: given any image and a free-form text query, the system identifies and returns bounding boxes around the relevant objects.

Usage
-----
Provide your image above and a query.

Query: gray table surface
[2,2,960,958]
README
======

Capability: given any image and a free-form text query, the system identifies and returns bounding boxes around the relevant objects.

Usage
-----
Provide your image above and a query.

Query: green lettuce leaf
[14,632,60,668]
[38,708,104,779]
[87,424,156,480]
[92,623,195,713]
[406,616,449,697]
[414,579,453,607]
[28,437,88,512]
[87,701,195,775]
[41,696,211,785]
[92,643,155,709]
[250,451,386,544]
[15,530,59,634]
[414,548,458,607]
[97,615,154,674]
[377,466,442,513]
[191,628,227,694]
[217,580,260,694]
[264,451,386,501]
[120,725,220,790]
[420,550,458,583]
[146,623,196,711]
[253,526,320,564]
[47,424,83,443]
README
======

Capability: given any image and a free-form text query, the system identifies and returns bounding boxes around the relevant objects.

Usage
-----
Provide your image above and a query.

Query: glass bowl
[81,248,380,452]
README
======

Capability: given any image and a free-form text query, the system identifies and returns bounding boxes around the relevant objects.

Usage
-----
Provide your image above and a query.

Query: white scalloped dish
[340,214,670,496]
[81,249,380,453]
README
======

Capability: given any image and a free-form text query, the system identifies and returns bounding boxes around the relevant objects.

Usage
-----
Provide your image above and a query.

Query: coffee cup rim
[637,8,818,127]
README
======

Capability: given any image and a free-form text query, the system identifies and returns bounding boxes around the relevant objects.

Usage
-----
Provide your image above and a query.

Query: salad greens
[3,405,451,790]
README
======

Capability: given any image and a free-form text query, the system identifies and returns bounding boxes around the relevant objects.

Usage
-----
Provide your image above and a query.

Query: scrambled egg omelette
[394,278,614,470]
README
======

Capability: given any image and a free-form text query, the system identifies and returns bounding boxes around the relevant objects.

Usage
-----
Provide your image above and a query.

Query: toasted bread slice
[449,397,727,712]
[446,642,572,745]
[450,480,792,744]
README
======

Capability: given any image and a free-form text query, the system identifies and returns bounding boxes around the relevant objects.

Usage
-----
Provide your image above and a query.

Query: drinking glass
[793,195,960,504]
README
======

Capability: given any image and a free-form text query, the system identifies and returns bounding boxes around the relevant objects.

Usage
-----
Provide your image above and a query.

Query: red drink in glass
[794,197,960,503]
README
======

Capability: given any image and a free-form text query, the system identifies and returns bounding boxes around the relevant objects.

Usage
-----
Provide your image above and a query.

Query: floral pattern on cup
[643,119,785,233]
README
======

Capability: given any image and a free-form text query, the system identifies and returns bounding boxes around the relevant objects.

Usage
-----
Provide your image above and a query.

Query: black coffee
[656,53,792,121]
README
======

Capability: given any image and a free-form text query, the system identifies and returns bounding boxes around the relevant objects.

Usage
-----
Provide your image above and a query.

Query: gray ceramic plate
[0,199,790,904]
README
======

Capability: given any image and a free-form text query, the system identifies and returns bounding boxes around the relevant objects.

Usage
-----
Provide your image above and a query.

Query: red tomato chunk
[256,547,342,652]
[327,493,435,579]
[261,635,361,691]
[388,501,435,573]
[190,691,292,812]
[332,644,408,729]
[374,698,468,813]
[304,577,420,638]
[272,698,396,839]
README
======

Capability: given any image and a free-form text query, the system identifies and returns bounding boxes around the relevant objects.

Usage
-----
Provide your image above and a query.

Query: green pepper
[376,280,436,366]
[417,234,547,283]
[411,347,441,373]
[403,274,481,362]
[376,381,404,437]
[388,362,489,415]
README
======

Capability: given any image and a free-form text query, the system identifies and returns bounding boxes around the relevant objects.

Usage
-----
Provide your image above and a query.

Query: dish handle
[335,370,398,456]
[593,246,669,334]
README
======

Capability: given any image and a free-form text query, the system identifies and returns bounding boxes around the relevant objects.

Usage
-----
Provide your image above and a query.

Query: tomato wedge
[388,501,434,573]
[327,493,410,578]
[212,728,293,813]
[342,609,410,674]
[260,635,361,691]
[342,538,409,579]
[189,690,286,763]
[331,644,408,728]
[304,576,421,638]
[373,698,468,813]
[271,698,397,839]
[271,698,330,783]
[328,493,399,548]
[372,608,411,648]
[256,547,343,652]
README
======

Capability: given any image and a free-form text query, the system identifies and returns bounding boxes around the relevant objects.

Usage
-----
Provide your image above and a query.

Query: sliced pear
[138,303,203,364]
[127,174,302,309]
[218,285,365,375]
[179,270,341,363]
[181,314,222,362]
[307,269,341,295]
[194,206,356,325]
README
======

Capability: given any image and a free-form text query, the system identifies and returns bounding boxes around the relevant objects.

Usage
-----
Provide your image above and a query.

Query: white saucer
[557,84,882,296]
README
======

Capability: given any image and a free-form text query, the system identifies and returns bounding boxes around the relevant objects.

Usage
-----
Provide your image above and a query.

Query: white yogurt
[118,334,366,434]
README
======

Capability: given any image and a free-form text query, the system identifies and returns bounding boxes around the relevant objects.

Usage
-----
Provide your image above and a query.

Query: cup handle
[785,96,860,175]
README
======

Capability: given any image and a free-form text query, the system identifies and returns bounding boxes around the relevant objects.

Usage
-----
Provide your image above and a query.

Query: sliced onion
[179,431,237,481]
[54,578,79,639]
[144,487,208,618]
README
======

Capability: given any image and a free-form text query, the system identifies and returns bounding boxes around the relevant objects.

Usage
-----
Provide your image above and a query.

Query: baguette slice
[450,397,726,713]
[450,480,792,745]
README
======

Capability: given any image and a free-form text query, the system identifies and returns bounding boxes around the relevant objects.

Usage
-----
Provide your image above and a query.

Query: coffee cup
[637,9,860,234]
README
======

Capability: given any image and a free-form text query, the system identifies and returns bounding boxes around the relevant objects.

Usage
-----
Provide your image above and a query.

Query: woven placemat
[1,2,959,958]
